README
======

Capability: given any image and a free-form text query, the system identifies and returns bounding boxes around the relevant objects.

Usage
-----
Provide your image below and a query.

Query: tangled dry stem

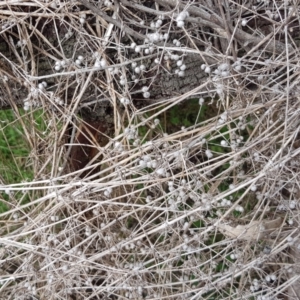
[1,0,300,299]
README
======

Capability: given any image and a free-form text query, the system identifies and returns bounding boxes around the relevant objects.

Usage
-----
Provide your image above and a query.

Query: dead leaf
[217,218,283,241]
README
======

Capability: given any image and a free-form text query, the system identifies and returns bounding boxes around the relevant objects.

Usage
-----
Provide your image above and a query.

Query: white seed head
[258,75,264,81]
[205,149,213,159]
[135,46,141,53]
[143,91,150,98]
[241,19,247,26]
[171,54,180,60]
[147,32,160,42]
[230,254,236,260]
[204,66,211,73]
[218,63,229,71]
[177,60,183,67]
[270,274,277,281]
[220,112,227,121]
[151,160,157,168]
[139,160,146,168]
[220,140,228,147]
[156,19,162,28]
[177,20,185,28]
[100,59,107,68]
[290,200,296,209]
[105,0,112,7]
[120,97,130,105]
[221,71,229,77]
[176,11,189,22]
[178,70,185,77]
[94,60,101,68]
[180,64,186,71]
[143,155,151,162]
[156,168,166,176]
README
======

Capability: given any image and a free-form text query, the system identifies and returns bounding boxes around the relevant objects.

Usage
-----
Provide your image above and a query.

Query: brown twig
[77,0,147,41]
[154,0,292,55]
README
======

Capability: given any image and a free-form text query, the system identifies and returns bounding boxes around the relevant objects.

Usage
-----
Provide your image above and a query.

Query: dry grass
[1,0,300,299]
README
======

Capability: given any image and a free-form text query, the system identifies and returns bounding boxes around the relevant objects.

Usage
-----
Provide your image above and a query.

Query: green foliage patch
[0,109,47,213]
[165,98,208,133]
